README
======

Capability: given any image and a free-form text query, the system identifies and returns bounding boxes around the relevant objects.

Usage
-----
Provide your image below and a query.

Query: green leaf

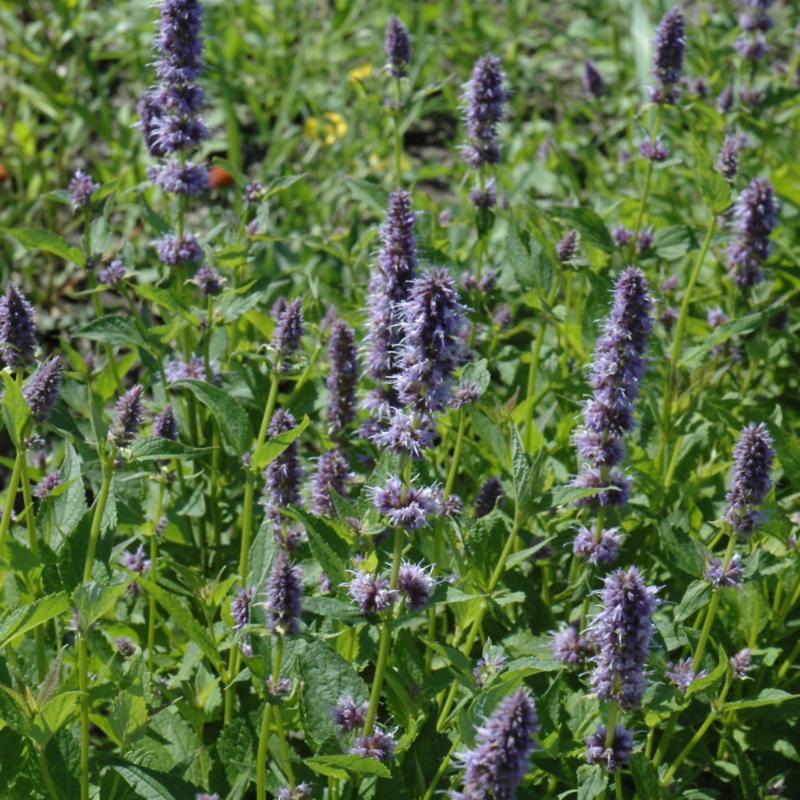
[128,436,209,462]
[341,176,388,214]
[549,206,614,253]
[294,509,350,586]
[31,692,79,748]
[4,228,85,266]
[772,432,800,489]
[459,359,491,397]
[106,692,148,746]
[53,444,87,539]
[722,689,799,711]
[252,414,309,469]
[629,752,666,799]
[305,753,391,780]
[77,315,154,354]
[0,592,70,648]
[137,578,223,673]
[550,484,608,506]
[577,763,608,800]
[173,380,253,454]
[298,640,368,749]
[727,736,759,800]
[73,580,128,627]
[698,168,732,215]
[674,580,711,623]
[510,424,532,515]
[2,372,31,446]
[107,758,200,799]
[680,309,772,370]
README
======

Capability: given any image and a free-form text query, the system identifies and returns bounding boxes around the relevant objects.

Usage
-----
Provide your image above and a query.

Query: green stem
[629,109,661,255]
[656,216,716,481]
[256,636,285,800]
[422,735,461,800]
[19,450,47,680]
[363,528,404,736]
[662,677,731,785]
[777,636,800,682]
[82,454,115,583]
[147,478,165,675]
[437,503,522,731]
[225,371,280,723]
[0,448,23,547]
[37,749,60,800]
[393,77,403,186]
[78,632,90,800]
[444,409,467,498]
[693,532,736,672]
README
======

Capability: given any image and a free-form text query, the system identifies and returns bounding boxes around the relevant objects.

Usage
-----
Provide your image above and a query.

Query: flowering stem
[656,216,717,481]
[18,448,47,681]
[256,635,285,800]
[629,109,661,255]
[393,76,403,186]
[0,447,22,549]
[82,452,115,583]
[363,527,404,736]
[421,734,462,800]
[78,630,90,800]
[662,676,731,785]
[692,532,736,672]
[444,408,467,498]
[225,370,280,723]
[147,476,165,675]
[436,502,522,731]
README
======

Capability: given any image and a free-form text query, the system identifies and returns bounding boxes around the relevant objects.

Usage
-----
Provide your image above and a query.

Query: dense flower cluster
[326,320,358,433]
[585,725,633,771]
[0,285,37,368]
[461,54,506,169]
[23,356,62,422]
[384,15,410,78]
[262,409,304,530]
[651,7,686,103]
[108,385,144,448]
[266,549,303,635]
[727,179,778,288]
[724,422,774,534]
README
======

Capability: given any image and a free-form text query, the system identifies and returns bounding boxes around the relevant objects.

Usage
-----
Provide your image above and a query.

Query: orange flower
[208,165,234,189]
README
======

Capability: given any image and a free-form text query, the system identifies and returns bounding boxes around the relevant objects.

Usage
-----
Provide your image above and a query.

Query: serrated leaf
[53,444,87,539]
[295,509,350,586]
[674,580,710,623]
[549,206,614,253]
[31,692,79,748]
[306,753,391,779]
[4,228,85,266]
[0,592,70,648]
[77,315,154,354]
[107,758,200,799]
[128,436,209,462]
[459,359,491,397]
[629,752,665,799]
[73,580,128,627]
[722,689,799,711]
[2,372,31,446]
[550,484,608,506]
[680,310,772,370]
[173,379,253,454]
[577,763,608,800]
[251,415,309,469]
[510,424,532,515]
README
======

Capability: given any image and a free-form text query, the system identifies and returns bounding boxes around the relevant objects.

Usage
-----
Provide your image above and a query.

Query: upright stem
[363,528,404,736]
[443,409,467,498]
[656,217,717,480]
[0,449,23,547]
[19,451,47,680]
[147,477,165,675]
[256,635,285,800]
[393,77,403,186]
[225,370,280,723]
[629,110,661,254]
[82,455,115,583]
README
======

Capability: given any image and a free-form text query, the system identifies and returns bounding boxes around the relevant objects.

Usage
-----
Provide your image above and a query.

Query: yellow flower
[303,117,321,140]
[323,112,348,145]
[348,63,373,83]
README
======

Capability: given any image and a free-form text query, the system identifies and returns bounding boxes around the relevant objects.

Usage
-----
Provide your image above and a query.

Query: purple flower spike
[266,549,303,636]
[730,648,752,679]
[394,269,467,413]
[231,586,255,632]
[727,179,779,288]
[346,571,396,616]
[371,474,441,531]
[612,226,633,248]
[277,784,312,800]
[156,233,202,266]
[385,15,410,78]
[651,7,686,104]
[715,134,743,182]
[327,320,358,433]
[397,561,435,611]
[272,298,304,366]
[108,385,144,448]
[121,544,151,575]
[262,409,303,528]
[366,190,418,383]
[553,625,588,666]
[68,169,100,211]
[195,264,223,296]
[155,0,204,84]
[639,137,670,162]
[717,84,735,113]
[704,553,743,588]
[99,259,127,287]
[310,449,351,516]
[572,526,620,566]
[585,725,633,772]
[34,471,62,499]
[575,267,652,508]
[724,422,774,535]
[454,689,538,800]
[461,54,507,169]
[334,696,368,733]
[153,405,178,441]
[473,654,507,687]
[0,285,37,368]
[556,229,580,263]
[582,60,605,99]
[666,657,706,695]
[370,408,436,459]
[474,477,504,518]
[24,356,62,423]
[589,566,658,710]
[350,729,396,762]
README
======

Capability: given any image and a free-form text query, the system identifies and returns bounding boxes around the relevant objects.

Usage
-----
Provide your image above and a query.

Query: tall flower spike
[272,298,304,366]
[394,268,467,413]
[474,476,504,518]
[651,7,686,103]
[310,449,351,516]
[582,60,605,100]
[366,190,418,382]
[262,409,303,528]
[108,385,144,448]
[589,566,658,710]
[0,285,37,368]
[266,549,303,635]
[575,267,652,507]
[68,169,100,212]
[454,689,538,800]
[327,320,358,433]
[462,54,507,169]
[727,178,778,288]
[23,356,62,423]
[585,725,633,772]
[385,15,410,78]
[724,422,774,535]
[153,404,178,441]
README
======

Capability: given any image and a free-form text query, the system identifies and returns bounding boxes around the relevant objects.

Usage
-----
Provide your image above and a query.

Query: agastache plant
[727,178,779,288]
